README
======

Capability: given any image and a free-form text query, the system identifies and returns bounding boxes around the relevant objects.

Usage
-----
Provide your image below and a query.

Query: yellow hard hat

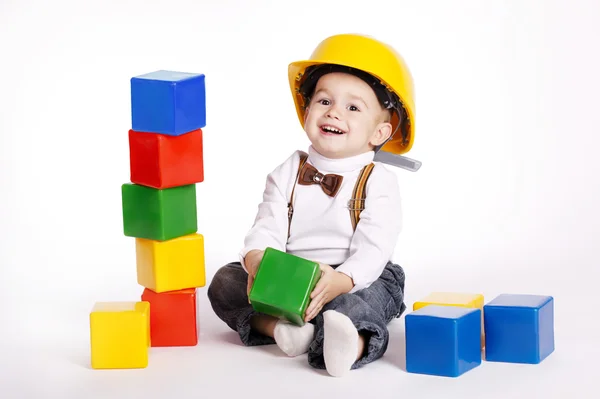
[288,33,416,155]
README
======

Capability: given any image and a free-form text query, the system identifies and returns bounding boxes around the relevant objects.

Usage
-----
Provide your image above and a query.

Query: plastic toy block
[248,247,321,326]
[122,183,197,241]
[141,288,198,347]
[405,305,482,377]
[131,70,206,136]
[413,292,485,347]
[483,294,554,364]
[128,128,204,189]
[136,233,206,293]
[413,292,484,311]
[89,301,150,369]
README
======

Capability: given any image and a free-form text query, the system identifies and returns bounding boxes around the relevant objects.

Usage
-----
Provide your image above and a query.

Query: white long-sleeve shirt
[239,145,403,293]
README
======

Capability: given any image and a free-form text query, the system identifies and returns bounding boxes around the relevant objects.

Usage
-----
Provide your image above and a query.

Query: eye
[348,105,360,111]
[317,99,330,106]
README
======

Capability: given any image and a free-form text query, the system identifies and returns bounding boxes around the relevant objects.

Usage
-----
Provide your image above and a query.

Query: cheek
[349,118,369,132]
[304,110,315,123]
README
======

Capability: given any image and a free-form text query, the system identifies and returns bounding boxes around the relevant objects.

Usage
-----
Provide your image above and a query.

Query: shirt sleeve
[238,151,301,272]
[334,164,403,292]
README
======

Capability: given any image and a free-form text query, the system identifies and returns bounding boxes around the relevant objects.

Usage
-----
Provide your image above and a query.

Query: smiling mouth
[320,125,346,135]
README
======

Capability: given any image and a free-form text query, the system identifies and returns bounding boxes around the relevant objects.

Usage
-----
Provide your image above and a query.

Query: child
[208,33,416,377]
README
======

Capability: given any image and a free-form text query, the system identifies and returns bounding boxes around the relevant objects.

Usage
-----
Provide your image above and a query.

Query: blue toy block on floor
[131,70,206,136]
[483,294,554,364]
[405,305,482,377]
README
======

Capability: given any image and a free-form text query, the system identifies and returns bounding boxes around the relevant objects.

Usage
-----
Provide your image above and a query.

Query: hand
[245,249,264,300]
[304,264,354,322]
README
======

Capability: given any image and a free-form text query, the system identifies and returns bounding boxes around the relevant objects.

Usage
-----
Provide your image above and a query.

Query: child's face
[303,72,392,159]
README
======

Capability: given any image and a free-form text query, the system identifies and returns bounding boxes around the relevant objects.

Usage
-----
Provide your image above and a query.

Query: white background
[1,0,599,398]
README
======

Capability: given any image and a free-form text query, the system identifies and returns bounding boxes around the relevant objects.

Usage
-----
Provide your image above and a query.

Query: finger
[306,294,327,321]
[310,280,327,299]
[319,263,332,273]
[306,297,326,322]
[252,260,261,276]
[305,306,318,322]
[247,275,254,303]
[307,290,326,315]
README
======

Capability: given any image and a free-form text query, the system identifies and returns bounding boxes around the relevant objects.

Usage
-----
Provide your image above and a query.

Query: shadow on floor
[215,330,245,346]
[382,323,406,371]
[67,351,92,370]
[215,330,291,358]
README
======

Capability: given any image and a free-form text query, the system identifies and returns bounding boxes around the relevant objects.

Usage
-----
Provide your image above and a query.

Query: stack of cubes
[404,291,555,377]
[89,70,207,369]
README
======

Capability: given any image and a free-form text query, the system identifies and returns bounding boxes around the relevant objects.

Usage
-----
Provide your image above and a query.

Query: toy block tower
[125,70,206,347]
[89,70,207,369]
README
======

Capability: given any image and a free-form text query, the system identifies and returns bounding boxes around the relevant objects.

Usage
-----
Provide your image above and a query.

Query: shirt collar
[307,145,375,173]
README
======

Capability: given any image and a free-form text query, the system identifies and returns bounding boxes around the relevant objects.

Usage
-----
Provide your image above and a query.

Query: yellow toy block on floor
[135,233,205,293]
[89,301,150,369]
[413,292,484,311]
[413,292,485,347]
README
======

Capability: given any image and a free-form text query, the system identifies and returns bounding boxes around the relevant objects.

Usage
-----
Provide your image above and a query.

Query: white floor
[1,254,597,399]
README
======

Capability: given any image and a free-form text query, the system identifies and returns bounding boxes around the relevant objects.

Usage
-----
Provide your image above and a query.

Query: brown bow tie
[298,162,343,197]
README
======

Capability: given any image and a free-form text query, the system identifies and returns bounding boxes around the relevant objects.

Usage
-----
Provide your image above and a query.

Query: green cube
[121,183,197,241]
[249,247,321,326]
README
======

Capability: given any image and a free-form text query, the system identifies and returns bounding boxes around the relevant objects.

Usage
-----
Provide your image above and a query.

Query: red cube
[128,128,204,189]
[141,288,198,347]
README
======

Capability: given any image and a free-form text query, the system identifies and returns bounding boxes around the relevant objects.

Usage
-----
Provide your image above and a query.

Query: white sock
[323,310,359,377]
[273,320,315,357]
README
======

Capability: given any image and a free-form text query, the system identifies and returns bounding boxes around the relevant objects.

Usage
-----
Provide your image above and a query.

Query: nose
[326,105,342,120]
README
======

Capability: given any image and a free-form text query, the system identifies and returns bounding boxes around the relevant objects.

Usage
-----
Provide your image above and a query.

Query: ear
[369,122,393,147]
[303,107,310,124]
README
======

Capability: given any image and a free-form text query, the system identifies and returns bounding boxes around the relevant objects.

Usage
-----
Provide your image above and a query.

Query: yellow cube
[413,292,485,347]
[413,292,484,311]
[135,233,205,293]
[89,301,150,369]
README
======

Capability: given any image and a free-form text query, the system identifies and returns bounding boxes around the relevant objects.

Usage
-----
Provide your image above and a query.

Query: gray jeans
[207,260,406,370]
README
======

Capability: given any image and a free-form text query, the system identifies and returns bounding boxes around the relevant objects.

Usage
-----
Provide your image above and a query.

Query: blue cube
[484,294,554,364]
[405,305,482,377]
[131,70,206,136]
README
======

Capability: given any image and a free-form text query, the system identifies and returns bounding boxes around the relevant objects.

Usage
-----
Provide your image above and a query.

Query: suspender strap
[288,152,308,239]
[348,163,375,231]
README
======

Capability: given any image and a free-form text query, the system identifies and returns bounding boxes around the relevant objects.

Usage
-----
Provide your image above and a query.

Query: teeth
[323,126,343,134]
